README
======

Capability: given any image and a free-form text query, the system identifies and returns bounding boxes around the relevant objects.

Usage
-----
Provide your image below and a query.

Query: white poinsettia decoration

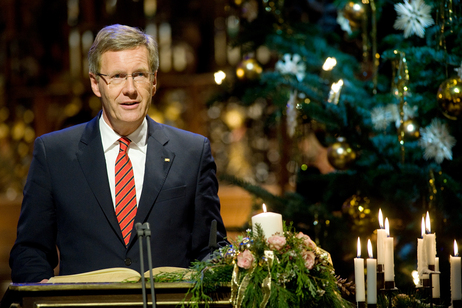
[455,62,462,80]
[336,12,352,35]
[275,54,306,82]
[370,104,418,130]
[419,118,456,164]
[393,0,435,38]
[371,106,394,130]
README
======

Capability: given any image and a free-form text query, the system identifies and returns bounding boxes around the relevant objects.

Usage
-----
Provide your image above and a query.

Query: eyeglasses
[97,72,155,86]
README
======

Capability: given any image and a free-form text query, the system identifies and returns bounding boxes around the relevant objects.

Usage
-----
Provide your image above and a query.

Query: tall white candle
[251,204,283,238]
[418,216,428,284]
[424,212,436,267]
[377,209,386,267]
[451,240,461,302]
[355,237,366,303]
[384,218,395,283]
[432,257,440,298]
[367,239,377,304]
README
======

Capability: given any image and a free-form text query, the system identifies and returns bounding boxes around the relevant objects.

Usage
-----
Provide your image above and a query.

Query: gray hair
[88,24,159,74]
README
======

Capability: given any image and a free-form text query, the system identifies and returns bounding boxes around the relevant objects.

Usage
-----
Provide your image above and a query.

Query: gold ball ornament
[342,1,366,30]
[327,137,356,170]
[236,58,262,81]
[437,77,462,120]
[398,119,420,141]
[342,194,371,221]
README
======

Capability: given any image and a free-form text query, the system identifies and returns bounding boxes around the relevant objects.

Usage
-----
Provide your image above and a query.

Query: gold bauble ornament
[398,118,420,141]
[236,58,262,81]
[342,1,366,30]
[342,194,371,221]
[327,137,356,170]
[437,77,462,120]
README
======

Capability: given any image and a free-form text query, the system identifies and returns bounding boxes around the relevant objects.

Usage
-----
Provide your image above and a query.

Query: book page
[48,267,141,283]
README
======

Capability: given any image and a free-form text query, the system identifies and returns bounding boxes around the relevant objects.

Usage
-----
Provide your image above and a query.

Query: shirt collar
[100,115,148,153]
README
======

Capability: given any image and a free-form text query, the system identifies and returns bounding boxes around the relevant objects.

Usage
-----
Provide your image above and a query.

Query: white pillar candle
[418,217,428,283]
[367,239,377,304]
[251,204,283,238]
[384,218,395,283]
[377,229,386,267]
[432,257,440,299]
[377,209,386,267]
[451,240,462,302]
[355,237,366,303]
[424,212,436,267]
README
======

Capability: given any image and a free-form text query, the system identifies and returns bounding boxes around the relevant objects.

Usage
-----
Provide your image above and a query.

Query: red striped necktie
[115,137,137,246]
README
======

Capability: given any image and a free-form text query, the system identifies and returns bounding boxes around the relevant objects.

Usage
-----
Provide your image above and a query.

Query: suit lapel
[76,116,123,242]
[133,118,175,228]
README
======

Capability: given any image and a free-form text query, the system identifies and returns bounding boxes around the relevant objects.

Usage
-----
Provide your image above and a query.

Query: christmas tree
[211,0,462,302]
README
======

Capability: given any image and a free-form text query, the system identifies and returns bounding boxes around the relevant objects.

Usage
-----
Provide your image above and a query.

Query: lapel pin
[164,158,170,162]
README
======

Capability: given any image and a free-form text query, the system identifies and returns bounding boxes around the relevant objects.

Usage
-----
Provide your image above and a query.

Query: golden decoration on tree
[437,77,462,120]
[342,1,367,30]
[342,194,371,222]
[236,57,263,81]
[327,137,356,170]
[398,118,420,141]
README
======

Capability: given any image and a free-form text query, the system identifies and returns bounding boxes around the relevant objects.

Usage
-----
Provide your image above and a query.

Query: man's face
[90,46,157,136]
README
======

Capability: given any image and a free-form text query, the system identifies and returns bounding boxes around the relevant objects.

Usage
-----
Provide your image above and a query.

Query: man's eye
[133,72,146,78]
[112,74,125,79]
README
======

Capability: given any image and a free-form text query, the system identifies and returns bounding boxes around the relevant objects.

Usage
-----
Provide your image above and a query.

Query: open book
[47,266,190,283]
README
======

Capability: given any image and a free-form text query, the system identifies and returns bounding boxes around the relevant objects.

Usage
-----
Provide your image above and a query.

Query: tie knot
[118,137,131,153]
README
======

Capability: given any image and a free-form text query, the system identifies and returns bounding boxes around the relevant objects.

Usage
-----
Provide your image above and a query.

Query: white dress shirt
[99,115,147,208]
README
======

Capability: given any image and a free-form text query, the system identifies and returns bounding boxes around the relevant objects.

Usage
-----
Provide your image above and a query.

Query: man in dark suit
[9,24,227,283]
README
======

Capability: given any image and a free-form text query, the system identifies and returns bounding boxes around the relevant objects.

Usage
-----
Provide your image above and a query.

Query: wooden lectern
[0,282,231,308]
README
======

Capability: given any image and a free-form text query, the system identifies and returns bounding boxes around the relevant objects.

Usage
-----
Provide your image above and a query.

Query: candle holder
[380,284,398,308]
[357,301,366,308]
[376,266,384,291]
[367,304,377,308]
[428,270,441,308]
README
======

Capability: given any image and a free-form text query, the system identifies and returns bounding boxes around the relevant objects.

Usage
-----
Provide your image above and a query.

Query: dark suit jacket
[9,115,227,283]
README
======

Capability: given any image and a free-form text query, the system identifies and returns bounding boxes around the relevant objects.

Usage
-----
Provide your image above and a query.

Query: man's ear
[151,71,158,97]
[89,73,102,98]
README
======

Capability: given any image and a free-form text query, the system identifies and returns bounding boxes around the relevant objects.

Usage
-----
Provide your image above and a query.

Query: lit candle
[417,216,427,285]
[251,204,283,238]
[354,237,366,303]
[367,239,377,304]
[432,257,440,299]
[377,209,387,268]
[424,212,436,269]
[384,218,395,286]
[451,240,461,302]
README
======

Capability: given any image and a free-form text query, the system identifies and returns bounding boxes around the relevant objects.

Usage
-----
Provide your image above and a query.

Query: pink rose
[237,249,254,269]
[267,235,286,251]
[301,250,316,270]
[296,232,316,250]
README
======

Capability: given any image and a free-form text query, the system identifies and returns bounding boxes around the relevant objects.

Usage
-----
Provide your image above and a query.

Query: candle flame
[425,211,431,234]
[357,237,361,258]
[367,239,373,258]
[378,208,384,229]
[385,217,390,236]
[322,57,337,71]
[262,203,267,213]
[421,216,425,238]
[455,240,459,257]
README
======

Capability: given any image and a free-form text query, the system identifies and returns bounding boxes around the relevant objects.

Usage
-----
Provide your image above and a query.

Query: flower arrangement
[180,223,355,308]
